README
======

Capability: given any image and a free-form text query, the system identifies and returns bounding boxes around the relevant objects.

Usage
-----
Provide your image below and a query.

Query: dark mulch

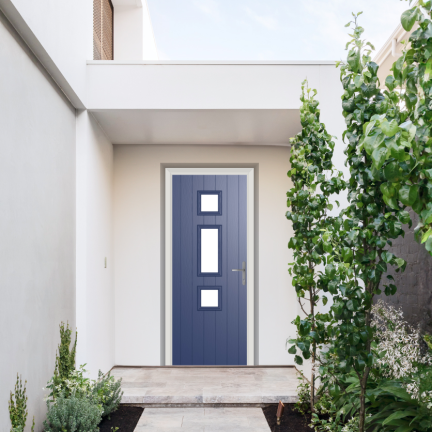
[98,405,144,432]
[262,404,313,432]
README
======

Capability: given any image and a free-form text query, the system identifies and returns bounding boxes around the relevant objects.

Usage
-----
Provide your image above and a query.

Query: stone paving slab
[134,407,270,431]
[113,367,299,405]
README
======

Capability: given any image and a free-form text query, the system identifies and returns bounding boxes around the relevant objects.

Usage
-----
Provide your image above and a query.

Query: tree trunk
[309,280,315,413]
[358,383,366,432]
[310,355,315,412]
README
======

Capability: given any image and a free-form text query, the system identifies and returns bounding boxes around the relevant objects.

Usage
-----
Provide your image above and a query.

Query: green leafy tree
[286,80,345,411]
[320,13,409,432]
[376,0,432,255]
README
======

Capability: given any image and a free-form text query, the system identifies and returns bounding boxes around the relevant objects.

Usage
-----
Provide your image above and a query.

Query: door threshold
[113,365,296,369]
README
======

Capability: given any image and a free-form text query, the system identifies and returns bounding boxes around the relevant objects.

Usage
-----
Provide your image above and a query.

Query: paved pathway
[112,366,299,404]
[134,407,270,431]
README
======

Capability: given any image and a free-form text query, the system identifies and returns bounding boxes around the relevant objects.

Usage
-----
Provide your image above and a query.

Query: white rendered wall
[113,144,296,365]
[76,111,114,378]
[113,1,158,61]
[1,0,93,104]
[114,6,144,61]
[0,11,76,430]
[86,63,334,110]
[142,0,158,60]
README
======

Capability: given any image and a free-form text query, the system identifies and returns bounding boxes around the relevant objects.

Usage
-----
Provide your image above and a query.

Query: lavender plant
[91,370,123,418]
[43,393,102,432]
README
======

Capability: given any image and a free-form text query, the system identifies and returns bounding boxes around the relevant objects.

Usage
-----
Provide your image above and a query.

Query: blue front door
[172,175,247,365]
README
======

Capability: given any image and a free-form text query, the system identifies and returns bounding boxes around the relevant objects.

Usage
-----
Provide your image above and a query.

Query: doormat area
[262,404,313,432]
[99,405,144,432]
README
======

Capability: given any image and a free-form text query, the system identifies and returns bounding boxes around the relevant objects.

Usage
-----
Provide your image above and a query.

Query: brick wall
[376,209,432,333]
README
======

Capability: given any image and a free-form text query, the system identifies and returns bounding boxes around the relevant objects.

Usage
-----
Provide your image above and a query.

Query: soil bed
[98,405,144,432]
[262,404,313,432]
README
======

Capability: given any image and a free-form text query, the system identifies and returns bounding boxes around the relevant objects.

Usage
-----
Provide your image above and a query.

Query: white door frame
[165,167,255,365]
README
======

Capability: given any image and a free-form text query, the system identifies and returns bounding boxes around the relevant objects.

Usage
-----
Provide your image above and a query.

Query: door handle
[232,261,246,285]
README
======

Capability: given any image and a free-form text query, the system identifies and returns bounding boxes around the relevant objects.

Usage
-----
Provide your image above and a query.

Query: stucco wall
[0,11,75,431]
[113,144,296,365]
[1,0,92,104]
[76,111,114,378]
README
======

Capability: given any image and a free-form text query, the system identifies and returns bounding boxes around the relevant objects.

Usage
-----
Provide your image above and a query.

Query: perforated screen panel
[93,0,114,60]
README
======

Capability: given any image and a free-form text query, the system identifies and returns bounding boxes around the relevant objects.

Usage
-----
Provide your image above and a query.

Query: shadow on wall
[377,209,432,334]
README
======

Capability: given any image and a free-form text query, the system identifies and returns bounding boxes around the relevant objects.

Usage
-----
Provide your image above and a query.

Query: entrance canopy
[86,61,339,146]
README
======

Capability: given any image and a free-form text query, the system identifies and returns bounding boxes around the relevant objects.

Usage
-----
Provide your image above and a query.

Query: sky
[147,0,409,61]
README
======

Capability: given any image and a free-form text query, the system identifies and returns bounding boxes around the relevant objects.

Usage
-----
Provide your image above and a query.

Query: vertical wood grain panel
[192,176,204,364]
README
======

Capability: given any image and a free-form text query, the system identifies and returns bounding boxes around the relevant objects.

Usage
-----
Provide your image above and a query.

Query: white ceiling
[90,109,300,145]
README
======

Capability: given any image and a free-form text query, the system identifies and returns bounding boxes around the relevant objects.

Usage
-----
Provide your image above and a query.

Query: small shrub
[9,375,29,432]
[91,370,123,417]
[294,377,311,416]
[48,323,77,400]
[341,417,359,432]
[43,393,102,432]
[310,392,344,432]
[47,364,91,401]
[372,300,432,401]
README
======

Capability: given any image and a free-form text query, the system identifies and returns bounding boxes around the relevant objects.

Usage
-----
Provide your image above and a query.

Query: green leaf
[401,7,418,31]
[349,333,360,345]
[365,120,376,137]
[372,146,389,170]
[384,161,401,182]
[398,210,411,225]
[347,49,361,73]
[347,299,358,311]
[383,410,418,426]
[399,185,419,206]
[385,75,396,91]
[382,251,394,263]
[288,345,297,355]
[309,331,319,342]
[421,228,432,243]
[341,247,353,263]
[395,258,406,269]
[325,264,336,279]
[425,237,432,253]
[399,121,416,142]
[323,242,333,253]
[381,119,399,137]
[394,426,414,432]
[342,98,356,113]
[364,132,385,155]
[299,320,312,336]
[389,141,407,162]
[379,383,411,401]
[322,296,328,306]
[294,355,303,365]
[425,58,432,82]
[405,93,418,110]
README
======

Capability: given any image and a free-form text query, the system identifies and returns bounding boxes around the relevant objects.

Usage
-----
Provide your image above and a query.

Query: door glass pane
[201,290,219,307]
[201,229,219,273]
[201,194,219,212]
